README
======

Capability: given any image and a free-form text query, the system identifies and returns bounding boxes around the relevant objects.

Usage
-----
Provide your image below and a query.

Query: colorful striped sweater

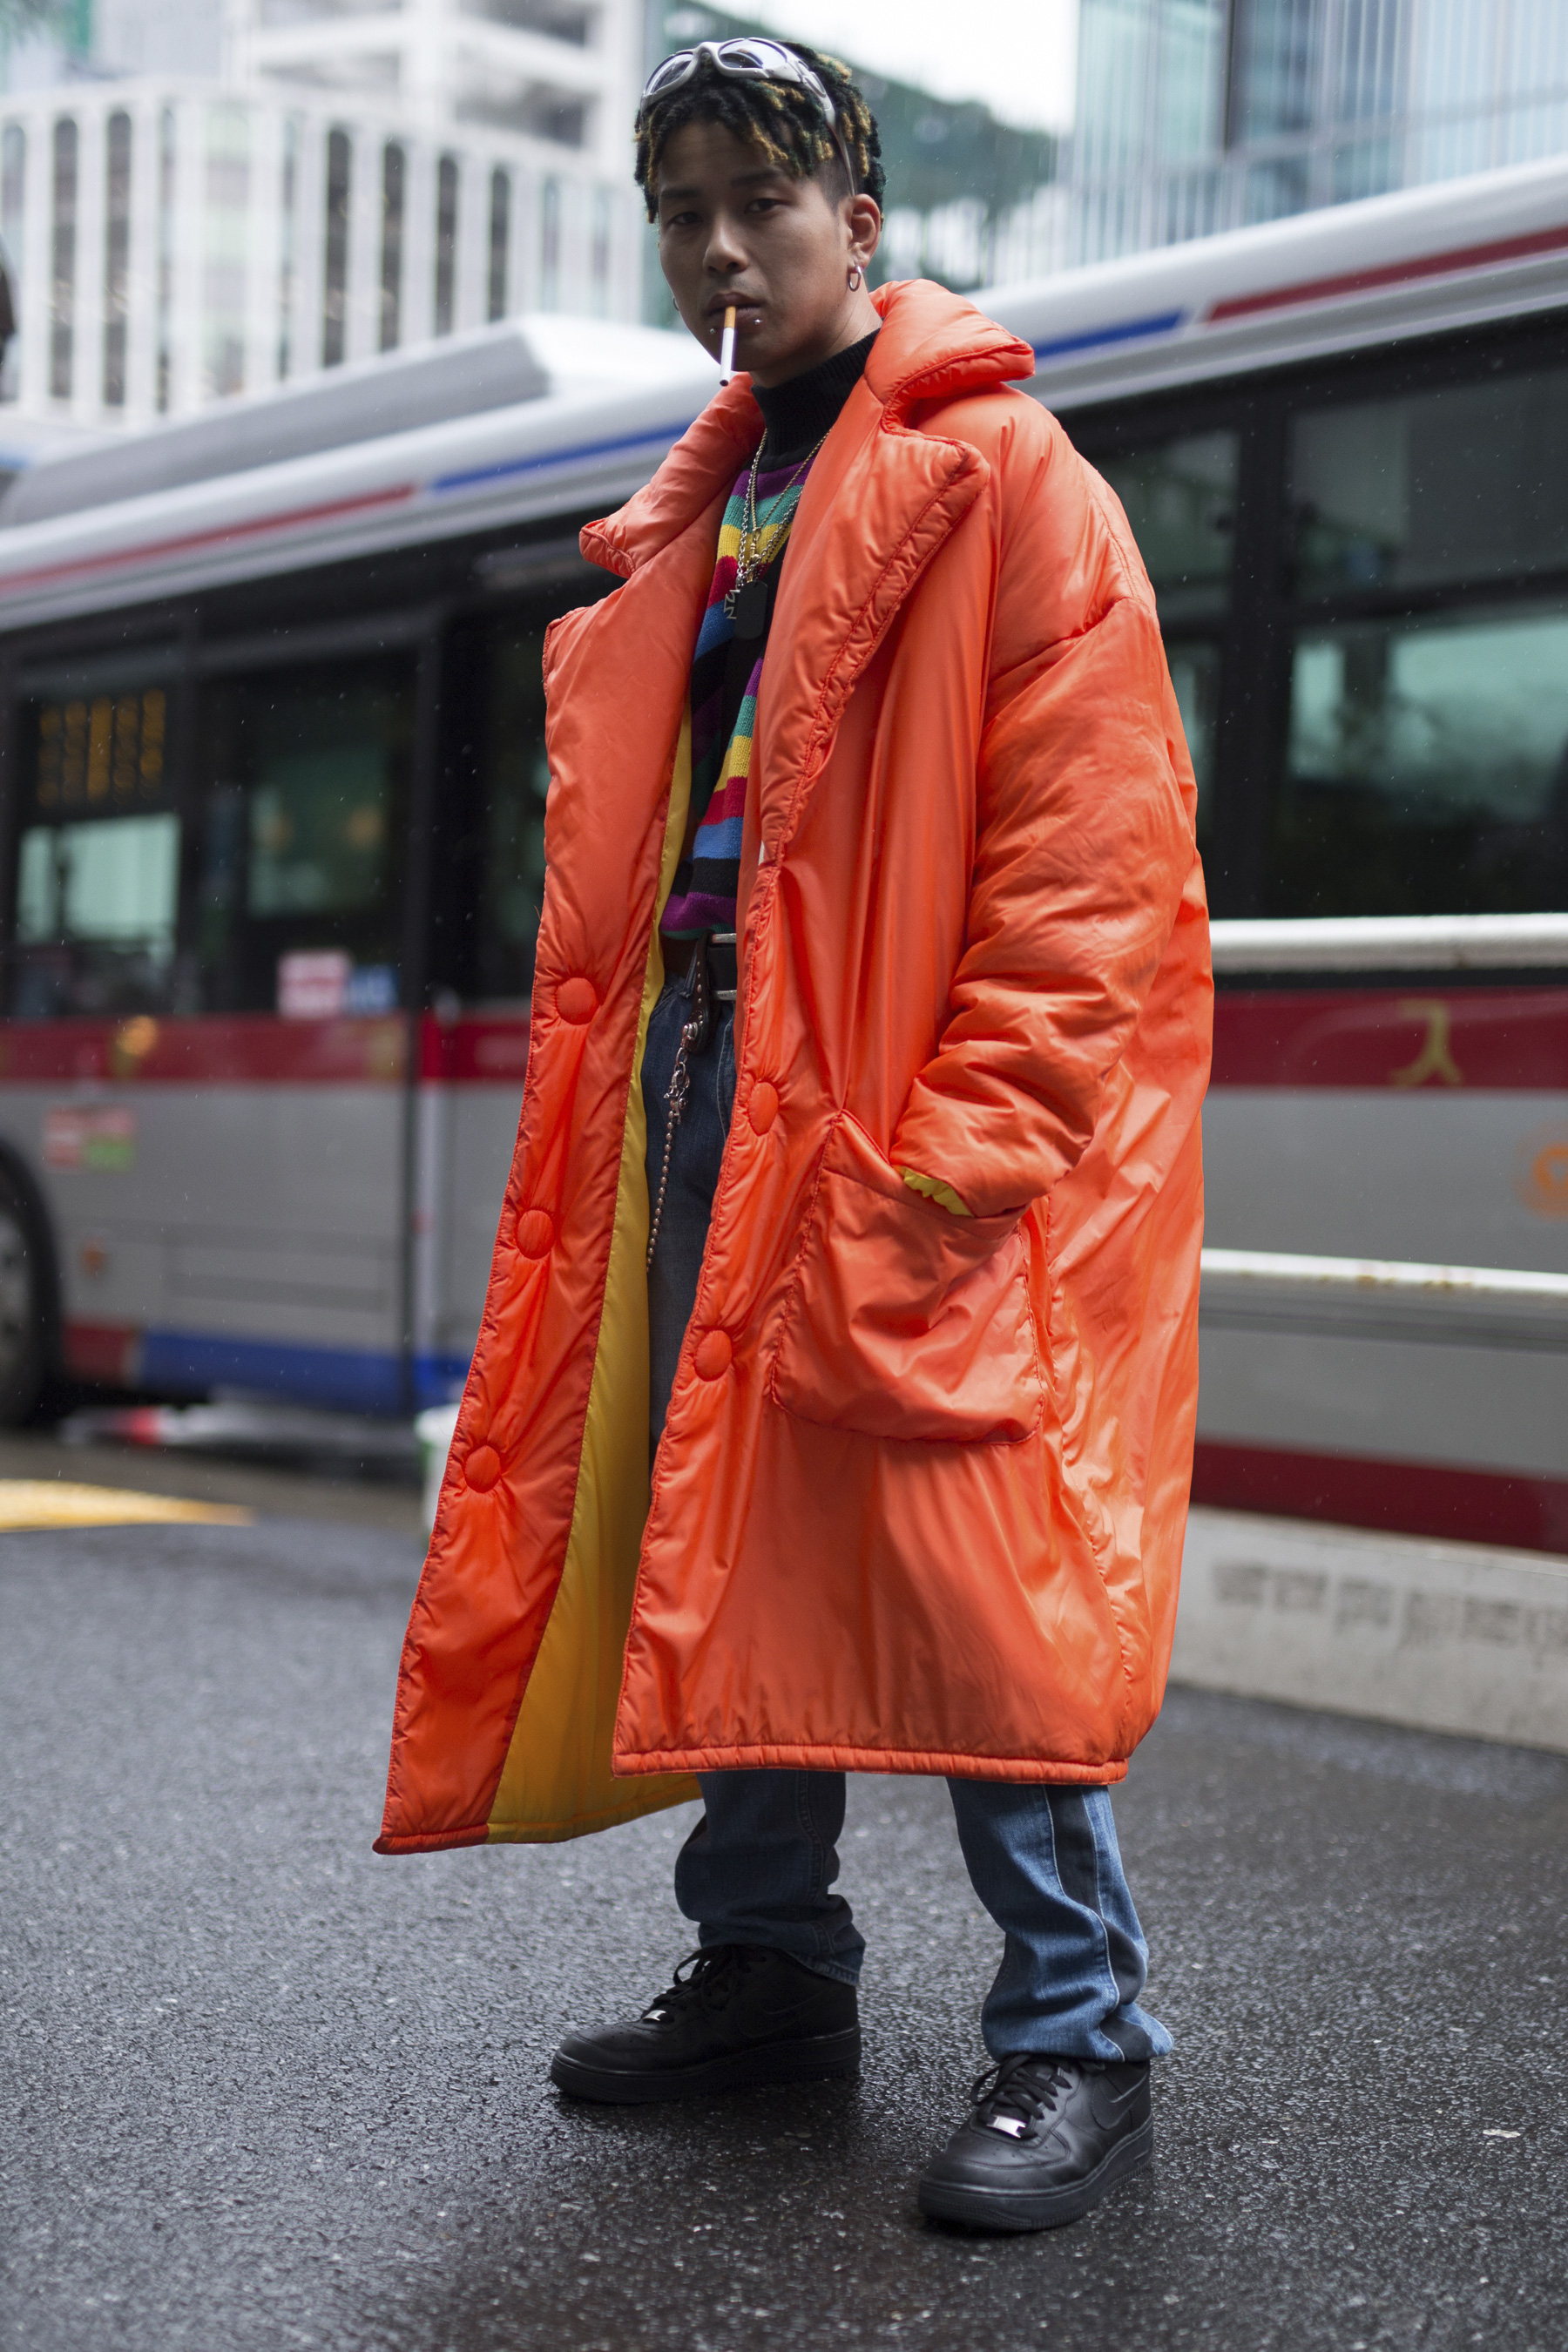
[659,328,881,941]
[659,451,816,939]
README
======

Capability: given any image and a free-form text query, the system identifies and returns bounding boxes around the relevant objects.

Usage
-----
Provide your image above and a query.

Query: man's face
[654,118,879,388]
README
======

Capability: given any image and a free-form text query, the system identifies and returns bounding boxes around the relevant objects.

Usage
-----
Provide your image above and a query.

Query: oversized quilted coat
[377,279,1213,1854]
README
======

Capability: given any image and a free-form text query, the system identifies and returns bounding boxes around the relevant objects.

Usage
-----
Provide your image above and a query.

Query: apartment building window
[540,175,559,311]
[2,123,24,272]
[156,108,175,412]
[590,185,609,316]
[205,105,250,399]
[434,155,458,335]
[487,167,510,322]
[278,116,299,380]
[102,112,132,407]
[322,127,351,366]
[50,117,78,402]
[380,142,404,352]
[2,122,24,401]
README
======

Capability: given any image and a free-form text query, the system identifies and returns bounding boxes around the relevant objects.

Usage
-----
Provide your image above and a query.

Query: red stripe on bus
[0,483,417,597]
[1193,1436,1568,1557]
[0,1011,532,1085]
[1206,220,1568,322]
[0,1013,410,1085]
[0,994,1559,1090]
[1212,985,1568,1090]
[419,1014,531,1084]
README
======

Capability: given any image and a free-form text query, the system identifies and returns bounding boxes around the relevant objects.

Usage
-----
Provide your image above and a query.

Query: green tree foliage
[852,73,1057,223]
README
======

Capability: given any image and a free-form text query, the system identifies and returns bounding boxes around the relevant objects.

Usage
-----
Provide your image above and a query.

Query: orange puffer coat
[377,280,1212,1854]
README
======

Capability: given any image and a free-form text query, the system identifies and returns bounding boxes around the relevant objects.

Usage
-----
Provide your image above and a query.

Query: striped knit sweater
[659,454,815,937]
[660,330,880,942]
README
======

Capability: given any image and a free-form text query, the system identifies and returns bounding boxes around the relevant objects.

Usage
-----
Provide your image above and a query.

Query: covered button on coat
[377,280,1213,1853]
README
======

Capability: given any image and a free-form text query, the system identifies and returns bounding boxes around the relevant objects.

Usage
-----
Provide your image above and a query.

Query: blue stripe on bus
[431,419,700,497]
[413,1353,470,1409]
[1031,309,1186,361]
[140,1329,410,1414]
[139,1332,470,1416]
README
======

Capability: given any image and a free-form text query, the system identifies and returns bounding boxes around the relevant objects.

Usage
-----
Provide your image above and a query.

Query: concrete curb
[1173,1505,1568,1754]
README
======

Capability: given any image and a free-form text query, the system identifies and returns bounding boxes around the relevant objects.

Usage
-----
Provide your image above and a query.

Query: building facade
[222,0,643,177]
[1069,0,1568,267]
[0,81,644,431]
[0,0,647,433]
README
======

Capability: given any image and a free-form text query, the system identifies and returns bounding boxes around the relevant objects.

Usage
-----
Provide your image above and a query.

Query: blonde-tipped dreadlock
[635,42,885,221]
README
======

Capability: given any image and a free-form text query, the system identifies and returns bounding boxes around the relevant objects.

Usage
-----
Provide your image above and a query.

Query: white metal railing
[1200,1249,1568,1303]
[1200,1247,1568,1351]
[1208,913,1568,973]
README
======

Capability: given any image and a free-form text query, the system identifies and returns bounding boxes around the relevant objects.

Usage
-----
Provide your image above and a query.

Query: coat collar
[579,279,1034,580]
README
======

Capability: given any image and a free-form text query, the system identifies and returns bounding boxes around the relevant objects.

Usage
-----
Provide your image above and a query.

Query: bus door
[0,618,429,1416]
[411,580,601,1410]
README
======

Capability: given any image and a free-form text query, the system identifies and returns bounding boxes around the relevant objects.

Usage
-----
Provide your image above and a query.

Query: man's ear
[848,193,882,263]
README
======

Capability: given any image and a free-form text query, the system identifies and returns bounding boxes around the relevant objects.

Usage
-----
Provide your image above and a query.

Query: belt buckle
[709,929,739,1005]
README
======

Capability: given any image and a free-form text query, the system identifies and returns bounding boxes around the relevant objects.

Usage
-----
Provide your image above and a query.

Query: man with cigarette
[379,38,1212,2234]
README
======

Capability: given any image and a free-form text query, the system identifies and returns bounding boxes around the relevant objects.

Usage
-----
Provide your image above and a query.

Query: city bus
[0,160,1563,1552]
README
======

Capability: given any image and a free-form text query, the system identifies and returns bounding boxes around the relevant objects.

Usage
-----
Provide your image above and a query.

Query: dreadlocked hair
[635,42,885,222]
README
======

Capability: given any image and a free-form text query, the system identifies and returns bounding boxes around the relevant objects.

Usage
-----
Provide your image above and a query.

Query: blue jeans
[643,971,1171,2065]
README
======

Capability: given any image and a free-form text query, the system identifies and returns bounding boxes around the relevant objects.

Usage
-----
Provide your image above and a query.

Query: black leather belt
[660,929,739,1004]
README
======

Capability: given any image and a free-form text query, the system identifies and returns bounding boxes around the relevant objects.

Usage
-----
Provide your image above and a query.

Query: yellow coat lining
[485,714,700,1842]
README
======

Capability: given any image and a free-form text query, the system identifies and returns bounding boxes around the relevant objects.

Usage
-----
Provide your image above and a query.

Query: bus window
[10,679,179,1017]
[197,653,413,1013]
[1093,430,1237,624]
[1288,366,1568,595]
[1166,642,1220,844]
[436,598,610,1009]
[470,618,549,1004]
[1270,604,1568,916]
[1093,429,1236,847]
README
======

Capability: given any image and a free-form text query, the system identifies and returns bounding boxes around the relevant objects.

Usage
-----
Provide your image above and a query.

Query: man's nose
[704,210,748,274]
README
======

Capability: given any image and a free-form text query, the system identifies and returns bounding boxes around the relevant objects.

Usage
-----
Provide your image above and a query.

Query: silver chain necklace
[723,435,825,627]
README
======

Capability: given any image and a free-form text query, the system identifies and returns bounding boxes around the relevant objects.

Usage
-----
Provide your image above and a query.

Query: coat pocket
[768,1113,1044,1446]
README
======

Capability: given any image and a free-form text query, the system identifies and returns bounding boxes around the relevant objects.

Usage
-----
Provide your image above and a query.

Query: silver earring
[847,264,862,291]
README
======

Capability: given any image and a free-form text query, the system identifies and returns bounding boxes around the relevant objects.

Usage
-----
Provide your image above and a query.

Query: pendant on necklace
[727,576,769,639]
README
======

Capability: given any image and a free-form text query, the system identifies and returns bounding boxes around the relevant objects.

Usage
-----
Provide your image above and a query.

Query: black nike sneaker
[549,1943,861,2104]
[917,2054,1152,2233]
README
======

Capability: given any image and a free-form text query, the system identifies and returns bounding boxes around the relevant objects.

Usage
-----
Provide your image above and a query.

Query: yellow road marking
[0,1479,252,1530]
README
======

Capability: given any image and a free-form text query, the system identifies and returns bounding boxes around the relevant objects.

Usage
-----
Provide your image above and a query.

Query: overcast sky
[747,0,1078,133]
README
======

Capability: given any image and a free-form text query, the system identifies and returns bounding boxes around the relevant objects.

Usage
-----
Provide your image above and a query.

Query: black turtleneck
[752,328,880,465]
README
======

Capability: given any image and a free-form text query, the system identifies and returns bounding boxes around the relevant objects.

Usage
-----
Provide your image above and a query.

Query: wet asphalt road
[3,1513,1565,2352]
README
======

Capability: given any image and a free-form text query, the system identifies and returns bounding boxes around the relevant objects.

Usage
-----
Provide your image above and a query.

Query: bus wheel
[0,1168,49,1425]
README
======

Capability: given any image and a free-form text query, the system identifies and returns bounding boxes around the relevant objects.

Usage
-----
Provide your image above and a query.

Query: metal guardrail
[1200,917,1568,1349]
[1200,1247,1568,1353]
[1201,1248,1568,1302]
[1208,913,1568,973]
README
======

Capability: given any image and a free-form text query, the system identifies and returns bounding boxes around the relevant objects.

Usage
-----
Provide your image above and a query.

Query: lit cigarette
[719,304,736,383]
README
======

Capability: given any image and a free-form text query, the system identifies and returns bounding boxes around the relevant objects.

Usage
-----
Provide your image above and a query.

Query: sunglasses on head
[639,37,857,196]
